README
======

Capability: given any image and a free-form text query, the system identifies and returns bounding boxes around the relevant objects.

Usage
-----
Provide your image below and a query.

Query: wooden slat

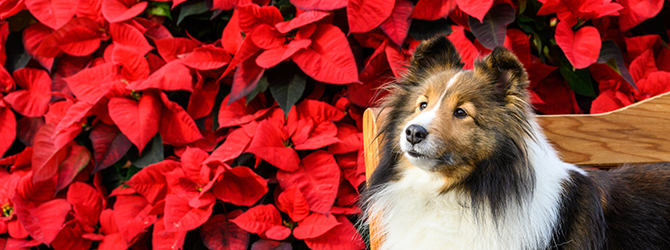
[537,91,670,166]
[362,108,384,250]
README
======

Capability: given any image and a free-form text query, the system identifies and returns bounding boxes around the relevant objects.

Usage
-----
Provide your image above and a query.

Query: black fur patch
[457,132,534,221]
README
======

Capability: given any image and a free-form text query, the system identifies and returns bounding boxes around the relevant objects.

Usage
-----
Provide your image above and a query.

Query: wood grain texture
[363,108,385,250]
[537,91,670,166]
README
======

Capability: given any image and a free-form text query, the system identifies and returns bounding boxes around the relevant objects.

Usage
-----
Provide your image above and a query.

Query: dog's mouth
[407,150,426,158]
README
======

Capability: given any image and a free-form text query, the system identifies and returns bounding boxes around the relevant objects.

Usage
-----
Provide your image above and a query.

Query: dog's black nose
[405,125,428,145]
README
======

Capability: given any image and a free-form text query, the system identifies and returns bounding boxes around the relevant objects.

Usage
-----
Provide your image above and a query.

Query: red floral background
[0,0,668,249]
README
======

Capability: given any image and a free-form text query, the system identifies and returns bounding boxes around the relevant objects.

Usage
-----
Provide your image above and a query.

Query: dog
[360,36,670,250]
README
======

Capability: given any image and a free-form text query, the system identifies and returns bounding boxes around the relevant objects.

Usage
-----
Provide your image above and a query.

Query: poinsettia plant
[0,0,668,249]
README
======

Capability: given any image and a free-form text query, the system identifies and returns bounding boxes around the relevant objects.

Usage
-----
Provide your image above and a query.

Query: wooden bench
[362,91,670,249]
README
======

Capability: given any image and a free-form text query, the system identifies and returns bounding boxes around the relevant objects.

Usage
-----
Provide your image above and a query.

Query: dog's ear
[410,36,464,72]
[474,47,529,103]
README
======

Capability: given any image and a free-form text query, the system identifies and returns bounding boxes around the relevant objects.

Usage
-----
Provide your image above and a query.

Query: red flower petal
[113,194,157,243]
[275,11,331,34]
[67,182,103,229]
[212,166,268,206]
[158,93,204,146]
[293,213,339,239]
[12,196,71,244]
[180,147,210,186]
[379,0,413,46]
[296,99,346,124]
[293,122,340,150]
[22,23,57,68]
[246,120,300,172]
[127,61,193,92]
[102,0,148,23]
[276,150,340,214]
[187,76,219,119]
[207,128,253,164]
[125,160,179,204]
[199,211,250,250]
[292,24,359,84]
[89,123,132,172]
[108,92,161,154]
[304,215,365,250]
[265,226,291,241]
[4,68,52,117]
[180,45,232,70]
[51,221,93,250]
[237,4,283,34]
[155,37,198,62]
[0,107,16,157]
[638,71,670,97]
[211,0,236,10]
[222,10,244,55]
[109,22,153,56]
[24,0,75,29]
[98,234,128,250]
[618,0,663,31]
[0,67,15,93]
[447,26,478,69]
[455,0,493,22]
[164,193,215,232]
[290,0,346,11]
[276,186,310,222]
[249,24,285,50]
[629,49,657,82]
[346,0,395,33]
[230,204,282,236]
[256,39,311,68]
[217,95,271,128]
[152,216,187,250]
[43,17,105,57]
[76,0,104,23]
[55,144,92,192]
[230,55,265,102]
[32,124,69,183]
[411,0,456,20]
[250,239,293,250]
[55,102,93,135]
[63,63,119,104]
[337,152,366,191]
[555,21,601,69]
[591,89,633,114]
[0,0,25,20]
[112,45,150,82]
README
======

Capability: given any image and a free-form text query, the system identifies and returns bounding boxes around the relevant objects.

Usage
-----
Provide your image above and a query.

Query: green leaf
[409,19,452,41]
[146,1,172,19]
[560,66,596,98]
[131,134,164,168]
[518,0,528,14]
[247,76,269,105]
[597,40,637,90]
[5,32,31,74]
[269,73,306,118]
[468,3,516,49]
[177,0,209,25]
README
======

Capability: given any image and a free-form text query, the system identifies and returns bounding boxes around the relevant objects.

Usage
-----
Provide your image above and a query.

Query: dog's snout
[405,125,428,145]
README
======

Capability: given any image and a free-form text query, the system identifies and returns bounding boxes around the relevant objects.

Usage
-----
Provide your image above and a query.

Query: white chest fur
[367,133,583,250]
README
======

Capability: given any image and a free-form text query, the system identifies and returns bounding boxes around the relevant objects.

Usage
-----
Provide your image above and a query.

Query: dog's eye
[454,108,467,118]
[419,102,428,111]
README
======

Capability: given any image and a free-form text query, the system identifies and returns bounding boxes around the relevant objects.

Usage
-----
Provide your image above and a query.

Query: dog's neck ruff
[366,120,586,250]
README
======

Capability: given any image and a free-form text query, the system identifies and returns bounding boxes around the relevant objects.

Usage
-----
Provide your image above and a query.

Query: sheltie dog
[361,36,670,250]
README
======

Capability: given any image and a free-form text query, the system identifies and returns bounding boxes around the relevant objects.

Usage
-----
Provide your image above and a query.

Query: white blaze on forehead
[405,71,462,128]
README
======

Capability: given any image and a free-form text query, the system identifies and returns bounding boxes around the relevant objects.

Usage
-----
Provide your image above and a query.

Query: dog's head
[383,36,533,187]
